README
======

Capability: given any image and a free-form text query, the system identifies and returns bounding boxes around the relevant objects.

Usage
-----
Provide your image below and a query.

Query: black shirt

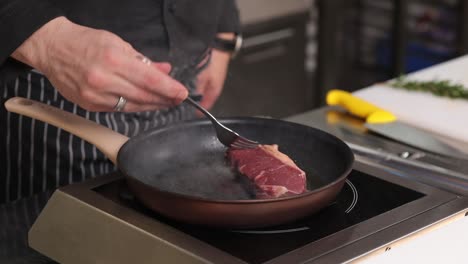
[0,0,240,81]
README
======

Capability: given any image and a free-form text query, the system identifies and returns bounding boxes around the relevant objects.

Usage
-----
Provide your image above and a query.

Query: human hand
[195,48,231,111]
[12,17,188,112]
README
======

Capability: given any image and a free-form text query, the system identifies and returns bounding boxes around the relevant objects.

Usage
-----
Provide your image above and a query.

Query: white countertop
[353,55,468,264]
[358,217,468,263]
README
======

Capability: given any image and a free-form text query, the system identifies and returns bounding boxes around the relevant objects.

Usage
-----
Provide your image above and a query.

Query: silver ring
[142,57,151,65]
[136,55,152,66]
[114,96,127,112]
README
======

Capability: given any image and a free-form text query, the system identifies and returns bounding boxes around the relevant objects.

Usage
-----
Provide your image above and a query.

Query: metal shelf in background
[315,0,343,105]
[391,0,408,77]
[457,0,468,55]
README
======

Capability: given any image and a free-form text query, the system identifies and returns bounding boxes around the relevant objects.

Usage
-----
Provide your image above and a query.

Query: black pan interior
[118,118,353,201]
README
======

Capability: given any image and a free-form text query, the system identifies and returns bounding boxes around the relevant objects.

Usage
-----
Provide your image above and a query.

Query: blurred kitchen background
[212,0,467,118]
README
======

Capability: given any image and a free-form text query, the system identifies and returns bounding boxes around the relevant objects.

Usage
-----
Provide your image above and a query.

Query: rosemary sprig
[389,76,468,100]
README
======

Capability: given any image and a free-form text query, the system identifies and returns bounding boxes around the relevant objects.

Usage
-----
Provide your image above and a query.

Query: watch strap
[212,34,243,57]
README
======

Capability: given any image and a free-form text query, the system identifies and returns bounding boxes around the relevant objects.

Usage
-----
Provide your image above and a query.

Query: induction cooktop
[28,158,468,264]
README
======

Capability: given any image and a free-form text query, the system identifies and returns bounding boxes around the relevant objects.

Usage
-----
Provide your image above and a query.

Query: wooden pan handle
[4,97,129,165]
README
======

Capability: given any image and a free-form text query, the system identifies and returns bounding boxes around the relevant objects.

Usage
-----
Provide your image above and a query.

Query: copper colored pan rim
[122,162,353,205]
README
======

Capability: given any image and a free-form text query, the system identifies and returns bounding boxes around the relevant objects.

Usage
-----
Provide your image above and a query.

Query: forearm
[217,32,235,39]
[0,0,63,65]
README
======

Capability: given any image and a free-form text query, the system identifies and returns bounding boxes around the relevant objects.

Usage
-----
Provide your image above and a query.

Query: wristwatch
[212,33,243,58]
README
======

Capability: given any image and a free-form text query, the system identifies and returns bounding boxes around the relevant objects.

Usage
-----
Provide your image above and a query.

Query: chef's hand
[11,16,188,112]
[195,46,231,111]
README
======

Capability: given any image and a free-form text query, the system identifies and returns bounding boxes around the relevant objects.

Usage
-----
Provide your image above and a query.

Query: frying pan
[5,97,354,229]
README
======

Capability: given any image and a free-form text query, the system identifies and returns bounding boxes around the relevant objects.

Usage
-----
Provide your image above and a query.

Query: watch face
[234,34,243,52]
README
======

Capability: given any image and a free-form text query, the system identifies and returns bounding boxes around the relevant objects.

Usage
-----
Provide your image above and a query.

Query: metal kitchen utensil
[327,89,468,160]
[153,46,255,149]
[185,96,258,149]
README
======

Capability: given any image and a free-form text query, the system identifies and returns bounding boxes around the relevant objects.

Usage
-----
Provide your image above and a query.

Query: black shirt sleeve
[217,0,241,34]
[0,0,63,65]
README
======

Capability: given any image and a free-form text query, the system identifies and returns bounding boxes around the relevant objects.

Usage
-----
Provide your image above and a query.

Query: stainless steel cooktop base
[28,159,468,264]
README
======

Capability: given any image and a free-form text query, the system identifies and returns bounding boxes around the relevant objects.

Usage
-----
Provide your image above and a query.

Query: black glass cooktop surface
[94,169,424,264]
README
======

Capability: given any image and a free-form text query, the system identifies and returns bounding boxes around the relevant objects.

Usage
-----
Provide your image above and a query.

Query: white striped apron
[0,71,197,203]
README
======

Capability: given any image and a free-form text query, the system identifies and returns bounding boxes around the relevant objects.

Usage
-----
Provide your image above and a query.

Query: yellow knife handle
[326,89,397,124]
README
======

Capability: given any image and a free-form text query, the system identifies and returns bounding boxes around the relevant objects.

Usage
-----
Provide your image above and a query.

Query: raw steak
[227,144,307,198]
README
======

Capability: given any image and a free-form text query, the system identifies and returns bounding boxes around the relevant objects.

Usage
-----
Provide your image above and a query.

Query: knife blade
[326,89,468,160]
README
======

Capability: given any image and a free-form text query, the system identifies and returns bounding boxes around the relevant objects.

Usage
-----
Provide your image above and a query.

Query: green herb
[389,76,468,100]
